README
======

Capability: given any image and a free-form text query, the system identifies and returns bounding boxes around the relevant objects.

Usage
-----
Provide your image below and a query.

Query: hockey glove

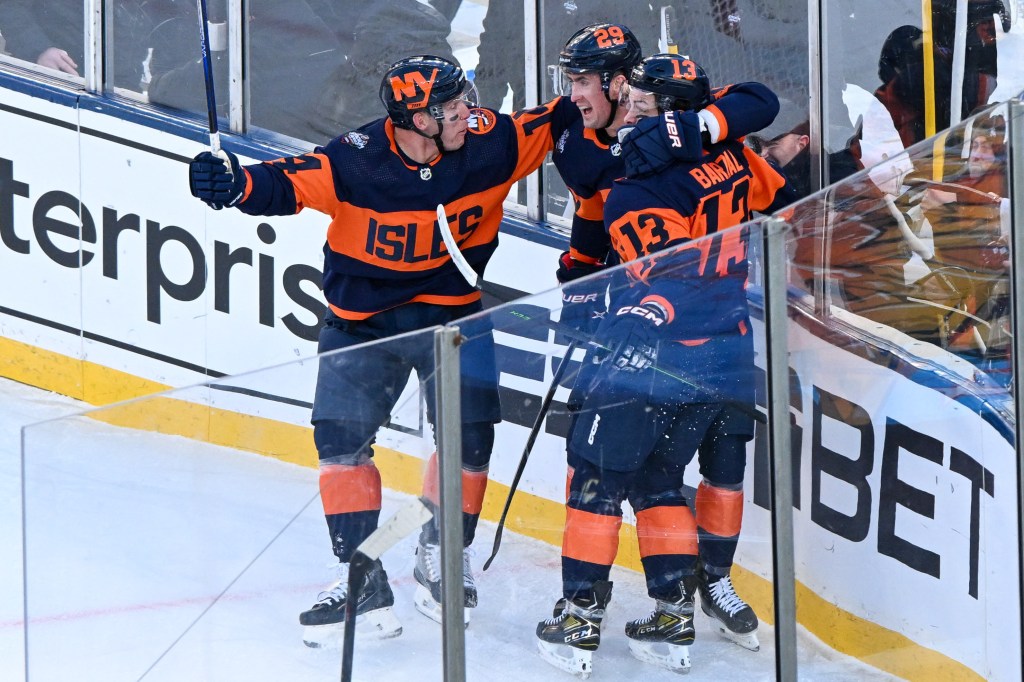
[189,150,246,210]
[557,252,607,335]
[607,301,669,372]
[619,111,709,178]
[555,251,604,283]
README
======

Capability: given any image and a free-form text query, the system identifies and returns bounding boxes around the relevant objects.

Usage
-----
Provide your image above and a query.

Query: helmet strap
[431,119,446,154]
[410,112,448,154]
[601,74,624,130]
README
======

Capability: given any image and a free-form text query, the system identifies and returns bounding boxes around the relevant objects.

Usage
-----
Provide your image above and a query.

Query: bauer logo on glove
[563,292,600,305]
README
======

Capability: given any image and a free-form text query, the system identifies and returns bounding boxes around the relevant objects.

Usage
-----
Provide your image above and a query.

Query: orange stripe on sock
[421,451,489,514]
[696,482,744,537]
[635,505,698,557]
[421,451,440,505]
[462,469,488,514]
[320,462,382,515]
[562,507,621,565]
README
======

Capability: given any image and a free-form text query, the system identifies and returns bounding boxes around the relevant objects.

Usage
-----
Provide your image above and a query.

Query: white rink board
[1,78,1020,679]
[744,318,1018,680]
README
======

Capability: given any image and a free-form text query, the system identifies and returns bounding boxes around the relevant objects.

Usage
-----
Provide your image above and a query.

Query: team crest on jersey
[610,142,622,156]
[420,167,432,181]
[342,132,369,148]
[557,130,569,153]
[468,108,496,134]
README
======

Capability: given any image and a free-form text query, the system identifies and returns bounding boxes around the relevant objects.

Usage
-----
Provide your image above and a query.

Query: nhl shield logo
[611,142,622,157]
[420,167,433,181]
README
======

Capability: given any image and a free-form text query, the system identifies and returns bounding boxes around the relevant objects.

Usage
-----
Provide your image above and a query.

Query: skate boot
[625,578,697,674]
[536,580,612,679]
[299,559,401,648]
[698,569,760,651]
[412,538,473,626]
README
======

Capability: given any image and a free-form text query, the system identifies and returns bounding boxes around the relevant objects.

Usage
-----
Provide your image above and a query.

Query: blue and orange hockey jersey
[233,105,557,320]
[604,135,792,340]
[552,82,780,266]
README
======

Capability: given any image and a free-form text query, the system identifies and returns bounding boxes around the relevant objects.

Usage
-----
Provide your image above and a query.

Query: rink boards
[0,75,1019,680]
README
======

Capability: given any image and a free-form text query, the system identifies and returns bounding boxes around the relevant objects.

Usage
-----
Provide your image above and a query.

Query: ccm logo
[587,414,601,445]
[562,292,599,304]
[663,111,682,148]
[616,305,665,326]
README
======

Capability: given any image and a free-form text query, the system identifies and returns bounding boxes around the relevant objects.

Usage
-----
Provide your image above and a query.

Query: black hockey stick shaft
[482,339,580,571]
[341,497,433,682]
[194,0,222,154]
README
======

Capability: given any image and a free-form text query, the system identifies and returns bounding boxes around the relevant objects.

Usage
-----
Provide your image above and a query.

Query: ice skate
[698,570,760,651]
[299,559,401,648]
[625,578,697,674]
[536,581,612,679]
[412,538,473,627]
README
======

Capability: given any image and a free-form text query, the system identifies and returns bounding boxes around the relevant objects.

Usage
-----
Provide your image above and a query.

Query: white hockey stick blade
[356,496,433,561]
[436,203,480,289]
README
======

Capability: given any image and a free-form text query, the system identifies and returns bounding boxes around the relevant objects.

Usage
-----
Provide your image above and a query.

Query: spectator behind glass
[0,0,148,87]
[872,10,1008,153]
[323,0,456,133]
[145,0,349,144]
[931,0,1010,113]
[750,104,810,197]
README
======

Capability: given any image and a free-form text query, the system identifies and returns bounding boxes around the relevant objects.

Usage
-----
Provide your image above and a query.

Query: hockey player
[551,22,781,335]
[543,16,781,644]
[536,53,793,676]
[187,54,567,645]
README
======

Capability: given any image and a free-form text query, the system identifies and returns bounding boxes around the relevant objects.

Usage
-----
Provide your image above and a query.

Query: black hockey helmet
[380,55,470,130]
[628,53,713,113]
[559,23,643,93]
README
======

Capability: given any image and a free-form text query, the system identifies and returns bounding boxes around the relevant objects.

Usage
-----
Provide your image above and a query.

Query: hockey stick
[437,204,591,568]
[660,6,679,54]
[341,497,434,682]
[482,339,580,571]
[194,0,231,172]
[437,204,480,289]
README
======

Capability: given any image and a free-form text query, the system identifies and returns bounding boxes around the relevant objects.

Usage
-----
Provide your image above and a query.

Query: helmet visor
[429,79,479,121]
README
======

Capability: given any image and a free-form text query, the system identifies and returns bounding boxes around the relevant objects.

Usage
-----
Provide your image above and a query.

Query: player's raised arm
[618,60,781,176]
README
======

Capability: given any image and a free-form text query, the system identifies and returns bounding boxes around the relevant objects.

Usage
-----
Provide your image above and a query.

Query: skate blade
[301,607,403,648]
[627,638,691,673]
[710,621,760,651]
[413,584,471,628]
[536,639,594,679]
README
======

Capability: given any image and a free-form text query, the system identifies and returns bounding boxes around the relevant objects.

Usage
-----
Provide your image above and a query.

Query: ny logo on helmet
[390,68,438,111]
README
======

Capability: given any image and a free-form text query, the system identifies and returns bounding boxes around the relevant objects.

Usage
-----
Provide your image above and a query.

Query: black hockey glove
[555,250,604,284]
[619,111,709,178]
[556,251,607,335]
[607,301,669,372]
[189,150,245,210]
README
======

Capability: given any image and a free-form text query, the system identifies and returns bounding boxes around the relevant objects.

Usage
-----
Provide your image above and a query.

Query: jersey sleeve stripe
[705,103,729,141]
